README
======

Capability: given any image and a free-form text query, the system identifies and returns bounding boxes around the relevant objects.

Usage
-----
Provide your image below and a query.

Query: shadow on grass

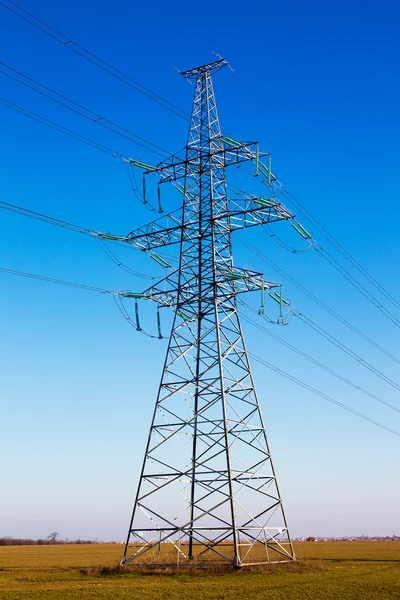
[81,560,326,578]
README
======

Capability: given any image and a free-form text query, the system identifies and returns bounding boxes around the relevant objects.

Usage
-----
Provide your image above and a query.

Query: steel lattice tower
[122,59,296,567]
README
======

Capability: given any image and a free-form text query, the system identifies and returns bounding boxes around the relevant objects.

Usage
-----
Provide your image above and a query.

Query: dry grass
[0,541,399,599]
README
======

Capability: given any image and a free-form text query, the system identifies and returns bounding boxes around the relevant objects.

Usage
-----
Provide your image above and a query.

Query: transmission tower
[121,58,297,567]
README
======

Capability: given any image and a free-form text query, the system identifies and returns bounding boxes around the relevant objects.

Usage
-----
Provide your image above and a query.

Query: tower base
[121,527,296,567]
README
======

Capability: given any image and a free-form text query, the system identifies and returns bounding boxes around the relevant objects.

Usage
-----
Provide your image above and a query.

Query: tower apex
[180,57,228,79]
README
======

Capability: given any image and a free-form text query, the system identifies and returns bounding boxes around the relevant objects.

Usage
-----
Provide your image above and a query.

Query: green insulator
[255,144,259,176]
[157,308,163,339]
[260,277,265,313]
[279,286,283,320]
[120,292,147,299]
[257,158,275,183]
[269,290,289,306]
[131,160,155,170]
[290,221,311,239]
[157,185,163,213]
[149,252,171,269]
[258,162,270,179]
[269,291,281,304]
[297,222,312,239]
[142,175,148,204]
[254,197,276,208]
[135,300,141,331]
[221,135,240,148]
[98,233,126,241]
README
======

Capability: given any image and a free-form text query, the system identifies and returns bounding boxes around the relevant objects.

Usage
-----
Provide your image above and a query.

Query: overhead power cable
[112,295,164,339]
[0,61,170,158]
[5,0,397,320]
[6,260,395,438]
[0,265,121,294]
[237,239,400,392]
[0,198,112,237]
[279,186,400,313]
[0,0,190,121]
[233,177,400,326]
[0,264,161,338]
[238,161,400,323]
[94,238,154,280]
[237,234,400,366]
[0,96,129,159]
[262,223,313,254]
[315,244,400,329]
[0,197,178,266]
[295,311,400,393]
[1,95,167,215]
[248,350,400,439]
[241,309,400,414]
[0,199,156,280]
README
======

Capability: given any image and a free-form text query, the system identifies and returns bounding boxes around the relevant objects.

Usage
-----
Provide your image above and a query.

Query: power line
[5,0,398,323]
[1,94,174,217]
[279,186,400,313]
[315,244,400,329]
[262,223,313,254]
[0,265,120,294]
[0,198,110,236]
[0,197,179,270]
[241,309,400,414]
[0,198,158,280]
[94,238,154,280]
[112,295,164,340]
[247,350,400,439]
[260,186,400,327]
[233,177,400,327]
[2,266,398,440]
[0,96,127,159]
[0,61,170,158]
[240,161,400,323]
[0,0,190,121]
[295,311,400,393]
[0,264,162,337]
[237,234,400,366]
[237,239,400,393]
[1,95,169,216]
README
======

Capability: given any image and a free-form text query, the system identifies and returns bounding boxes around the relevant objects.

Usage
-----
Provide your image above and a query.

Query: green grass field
[0,541,399,599]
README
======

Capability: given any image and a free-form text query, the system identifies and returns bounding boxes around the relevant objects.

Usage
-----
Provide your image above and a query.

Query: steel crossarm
[181,58,229,77]
[125,208,183,250]
[143,143,270,184]
[125,197,293,253]
[142,267,279,310]
[226,197,294,231]
[143,271,179,308]
[99,196,293,251]
[218,267,280,296]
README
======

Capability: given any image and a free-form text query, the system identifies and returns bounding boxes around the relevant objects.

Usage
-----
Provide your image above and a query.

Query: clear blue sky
[0,0,399,541]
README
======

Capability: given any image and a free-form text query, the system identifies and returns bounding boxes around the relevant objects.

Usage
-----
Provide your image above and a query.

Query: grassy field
[0,541,399,599]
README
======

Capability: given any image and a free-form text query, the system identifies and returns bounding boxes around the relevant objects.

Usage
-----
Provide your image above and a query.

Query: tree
[47,532,59,543]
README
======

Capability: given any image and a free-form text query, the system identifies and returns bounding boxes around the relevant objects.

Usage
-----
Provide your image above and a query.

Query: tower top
[180,58,228,80]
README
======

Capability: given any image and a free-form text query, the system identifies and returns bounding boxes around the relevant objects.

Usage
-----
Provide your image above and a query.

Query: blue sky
[1,0,399,541]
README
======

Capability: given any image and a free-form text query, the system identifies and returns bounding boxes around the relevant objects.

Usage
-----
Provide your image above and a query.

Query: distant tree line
[0,534,97,546]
